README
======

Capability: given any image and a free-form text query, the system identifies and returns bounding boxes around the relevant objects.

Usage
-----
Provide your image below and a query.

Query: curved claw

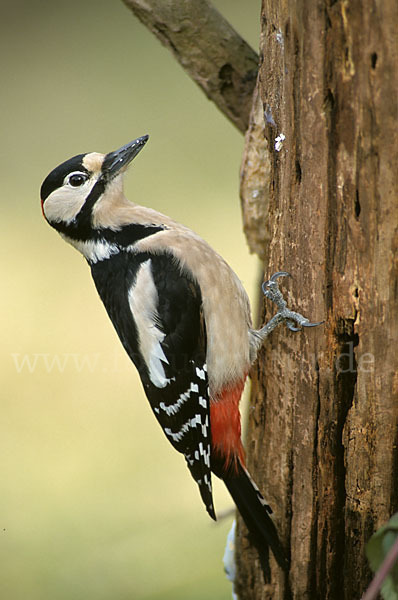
[302,320,324,328]
[269,271,291,282]
[262,271,291,295]
[287,319,324,332]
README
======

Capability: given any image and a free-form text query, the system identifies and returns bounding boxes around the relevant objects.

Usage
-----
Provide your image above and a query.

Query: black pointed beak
[102,135,149,178]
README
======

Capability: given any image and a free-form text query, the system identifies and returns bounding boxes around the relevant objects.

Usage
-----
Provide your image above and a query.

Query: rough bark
[236,1,398,599]
[121,0,259,133]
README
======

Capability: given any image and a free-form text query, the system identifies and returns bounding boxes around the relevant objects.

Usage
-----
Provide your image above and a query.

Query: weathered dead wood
[240,75,271,261]
[236,1,398,598]
[121,0,259,133]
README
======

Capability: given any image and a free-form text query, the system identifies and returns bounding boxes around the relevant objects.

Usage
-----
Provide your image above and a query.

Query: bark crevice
[237,0,398,597]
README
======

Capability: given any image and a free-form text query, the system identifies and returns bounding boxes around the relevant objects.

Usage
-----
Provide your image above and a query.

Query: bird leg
[253,271,323,344]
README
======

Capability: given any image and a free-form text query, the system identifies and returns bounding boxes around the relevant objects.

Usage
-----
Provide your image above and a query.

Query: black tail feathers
[216,459,288,576]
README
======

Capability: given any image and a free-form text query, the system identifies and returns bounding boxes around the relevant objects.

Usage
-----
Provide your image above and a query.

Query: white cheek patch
[128,259,170,388]
[43,178,98,225]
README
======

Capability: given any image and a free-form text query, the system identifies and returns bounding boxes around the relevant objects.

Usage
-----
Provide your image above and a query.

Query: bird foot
[258,271,323,339]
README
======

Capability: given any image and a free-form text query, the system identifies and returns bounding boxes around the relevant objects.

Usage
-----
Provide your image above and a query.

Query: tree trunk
[237,1,398,598]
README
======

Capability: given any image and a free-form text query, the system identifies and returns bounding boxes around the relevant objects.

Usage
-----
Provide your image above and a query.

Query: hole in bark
[355,189,361,219]
[335,318,359,347]
[285,20,290,39]
[324,89,335,112]
[332,317,358,590]
[295,160,302,183]
[219,63,233,85]
[219,64,237,110]
[294,32,299,60]
[371,52,378,69]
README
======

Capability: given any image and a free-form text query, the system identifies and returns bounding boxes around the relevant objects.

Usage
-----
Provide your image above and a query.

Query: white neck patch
[61,235,120,264]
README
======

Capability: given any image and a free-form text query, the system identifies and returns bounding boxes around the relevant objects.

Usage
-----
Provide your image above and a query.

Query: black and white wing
[90,250,215,518]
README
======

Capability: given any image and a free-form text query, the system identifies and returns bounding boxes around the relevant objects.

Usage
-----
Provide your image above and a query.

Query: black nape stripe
[102,223,165,247]
[55,217,165,246]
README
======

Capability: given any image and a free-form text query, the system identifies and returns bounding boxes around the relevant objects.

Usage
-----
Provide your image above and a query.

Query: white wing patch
[128,259,170,388]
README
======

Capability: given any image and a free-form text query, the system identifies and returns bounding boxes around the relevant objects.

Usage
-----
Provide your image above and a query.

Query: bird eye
[66,172,88,187]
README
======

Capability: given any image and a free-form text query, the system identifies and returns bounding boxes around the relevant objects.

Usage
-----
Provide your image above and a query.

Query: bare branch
[121,0,259,133]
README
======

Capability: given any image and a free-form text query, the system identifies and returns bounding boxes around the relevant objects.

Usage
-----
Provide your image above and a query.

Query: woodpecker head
[40,135,149,238]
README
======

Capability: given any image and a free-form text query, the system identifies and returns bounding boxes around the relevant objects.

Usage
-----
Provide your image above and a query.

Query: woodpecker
[41,135,320,573]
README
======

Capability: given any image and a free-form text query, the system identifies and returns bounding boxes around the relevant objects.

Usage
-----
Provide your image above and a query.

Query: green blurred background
[1,1,260,598]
